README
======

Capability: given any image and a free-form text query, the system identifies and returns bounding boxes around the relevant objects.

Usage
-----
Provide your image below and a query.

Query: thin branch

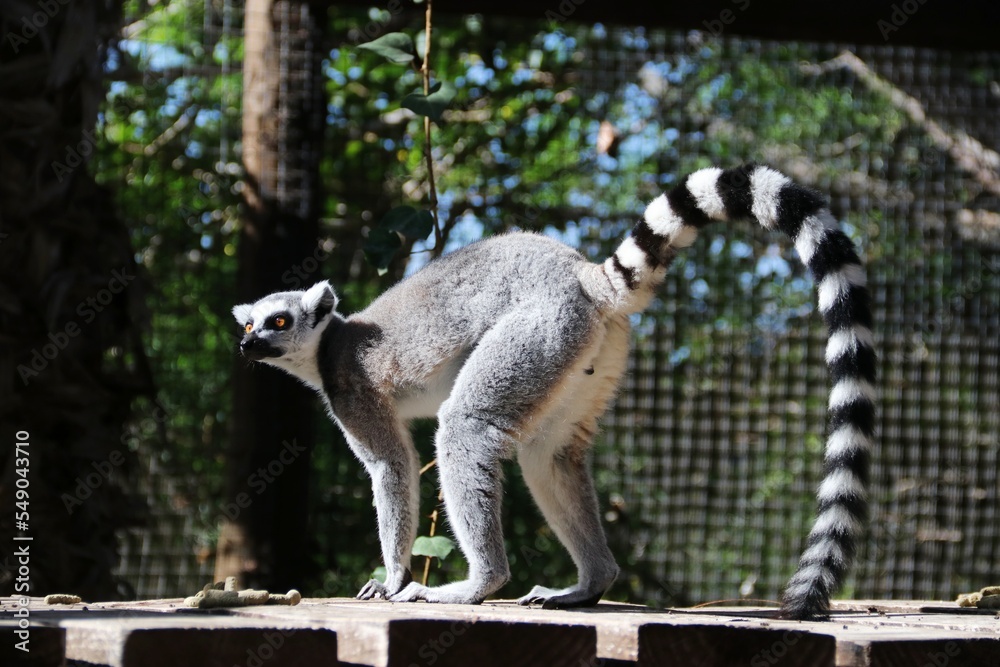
[418,458,440,586]
[422,0,443,256]
[803,51,1000,197]
[143,106,197,156]
[119,106,198,156]
[421,495,442,586]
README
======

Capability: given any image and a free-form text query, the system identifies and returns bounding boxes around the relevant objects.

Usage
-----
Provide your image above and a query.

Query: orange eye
[244,323,253,334]
[274,316,286,328]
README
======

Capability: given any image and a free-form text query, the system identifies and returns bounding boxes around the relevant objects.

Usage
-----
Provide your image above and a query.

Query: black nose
[240,334,261,359]
[239,334,277,361]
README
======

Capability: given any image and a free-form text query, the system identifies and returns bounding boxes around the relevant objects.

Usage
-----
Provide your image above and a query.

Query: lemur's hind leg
[391,305,597,605]
[517,432,619,608]
[518,315,630,609]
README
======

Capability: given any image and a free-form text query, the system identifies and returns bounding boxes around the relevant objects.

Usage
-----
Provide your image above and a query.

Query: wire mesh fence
[576,33,1000,605]
[105,3,1000,605]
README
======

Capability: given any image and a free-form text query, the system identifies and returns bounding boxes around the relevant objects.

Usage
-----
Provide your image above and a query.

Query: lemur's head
[232,281,339,385]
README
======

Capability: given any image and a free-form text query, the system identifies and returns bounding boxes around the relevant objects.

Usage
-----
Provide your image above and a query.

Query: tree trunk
[216,0,326,591]
[0,0,146,600]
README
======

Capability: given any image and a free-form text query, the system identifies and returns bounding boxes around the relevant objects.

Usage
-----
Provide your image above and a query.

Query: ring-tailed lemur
[232,164,875,619]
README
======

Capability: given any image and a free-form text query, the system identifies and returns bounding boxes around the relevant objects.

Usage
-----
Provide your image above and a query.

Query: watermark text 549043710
[12,430,33,653]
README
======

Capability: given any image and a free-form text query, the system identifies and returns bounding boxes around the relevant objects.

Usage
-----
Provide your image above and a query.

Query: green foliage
[363,205,436,271]
[363,226,403,273]
[412,535,455,561]
[358,32,418,64]
[401,81,457,122]
[384,205,436,239]
[355,28,456,270]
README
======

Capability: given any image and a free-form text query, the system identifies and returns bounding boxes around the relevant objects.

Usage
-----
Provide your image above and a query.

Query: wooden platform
[2,597,998,667]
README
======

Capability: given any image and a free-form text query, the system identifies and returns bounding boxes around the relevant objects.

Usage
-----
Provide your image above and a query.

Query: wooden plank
[57,613,338,667]
[305,599,644,663]
[867,637,1000,667]
[832,631,1000,667]
[9,597,996,667]
[679,605,1000,667]
[832,600,1000,616]
[0,620,65,667]
[383,619,595,667]
[229,599,598,667]
[232,597,1000,666]
[636,623,837,667]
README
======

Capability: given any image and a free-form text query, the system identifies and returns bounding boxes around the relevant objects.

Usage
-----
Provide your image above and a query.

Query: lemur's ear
[302,280,339,327]
[232,303,253,325]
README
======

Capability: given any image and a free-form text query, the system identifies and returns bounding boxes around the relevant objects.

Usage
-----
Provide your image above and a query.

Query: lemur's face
[232,281,338,364]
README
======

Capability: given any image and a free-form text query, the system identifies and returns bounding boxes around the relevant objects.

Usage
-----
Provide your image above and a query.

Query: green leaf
[414,30,427,59]
[412,535,455,560]
[371,566,387,581]
[357,32,416,65]
[401,82,457,122]
[382,205,435,240]
[363,226,402,272]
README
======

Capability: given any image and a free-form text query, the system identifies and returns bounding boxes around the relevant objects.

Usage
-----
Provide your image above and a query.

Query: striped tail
[592,163,876,619]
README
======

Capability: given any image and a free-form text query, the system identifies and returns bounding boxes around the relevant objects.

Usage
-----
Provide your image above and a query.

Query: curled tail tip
[780,588,832,620]
[781,552,848,619]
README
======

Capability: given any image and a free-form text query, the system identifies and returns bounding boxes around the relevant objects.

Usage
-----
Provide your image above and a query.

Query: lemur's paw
[517,584,604,609]
[357,568,412,600]
[357,579,392,600]
[390,580,487,605]
[388,582,431,602]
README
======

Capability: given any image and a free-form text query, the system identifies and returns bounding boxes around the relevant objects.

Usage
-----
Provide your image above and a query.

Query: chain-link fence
[107,4,999,605]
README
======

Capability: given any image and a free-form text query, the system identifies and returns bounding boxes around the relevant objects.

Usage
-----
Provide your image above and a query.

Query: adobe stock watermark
[17,266,136,385]
[241,627,299,667]
[750,630,806,667]
[920,642,962,667]
[281,241,334,289]
[653,575,685,607]
[347,0,404,44]
[59,404,168,513]
[543,0,586,23]
[516,529,557,568]
[406,620,471,667]
[877,0,932,41]
[61,451,126,513]
[406,618,606,667]
[50,56,173,183]
[4,0,72,54]
[220,439,307,520]
[51,128,101,183]
[701,0,751,38]
[908,254,1000,358]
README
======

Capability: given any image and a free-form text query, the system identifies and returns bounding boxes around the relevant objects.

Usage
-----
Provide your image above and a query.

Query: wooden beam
[0,620,64,667]
[59,615,338,667]
[230,600,600,667]
[11,597,1000,667]
[637,623,837,667]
